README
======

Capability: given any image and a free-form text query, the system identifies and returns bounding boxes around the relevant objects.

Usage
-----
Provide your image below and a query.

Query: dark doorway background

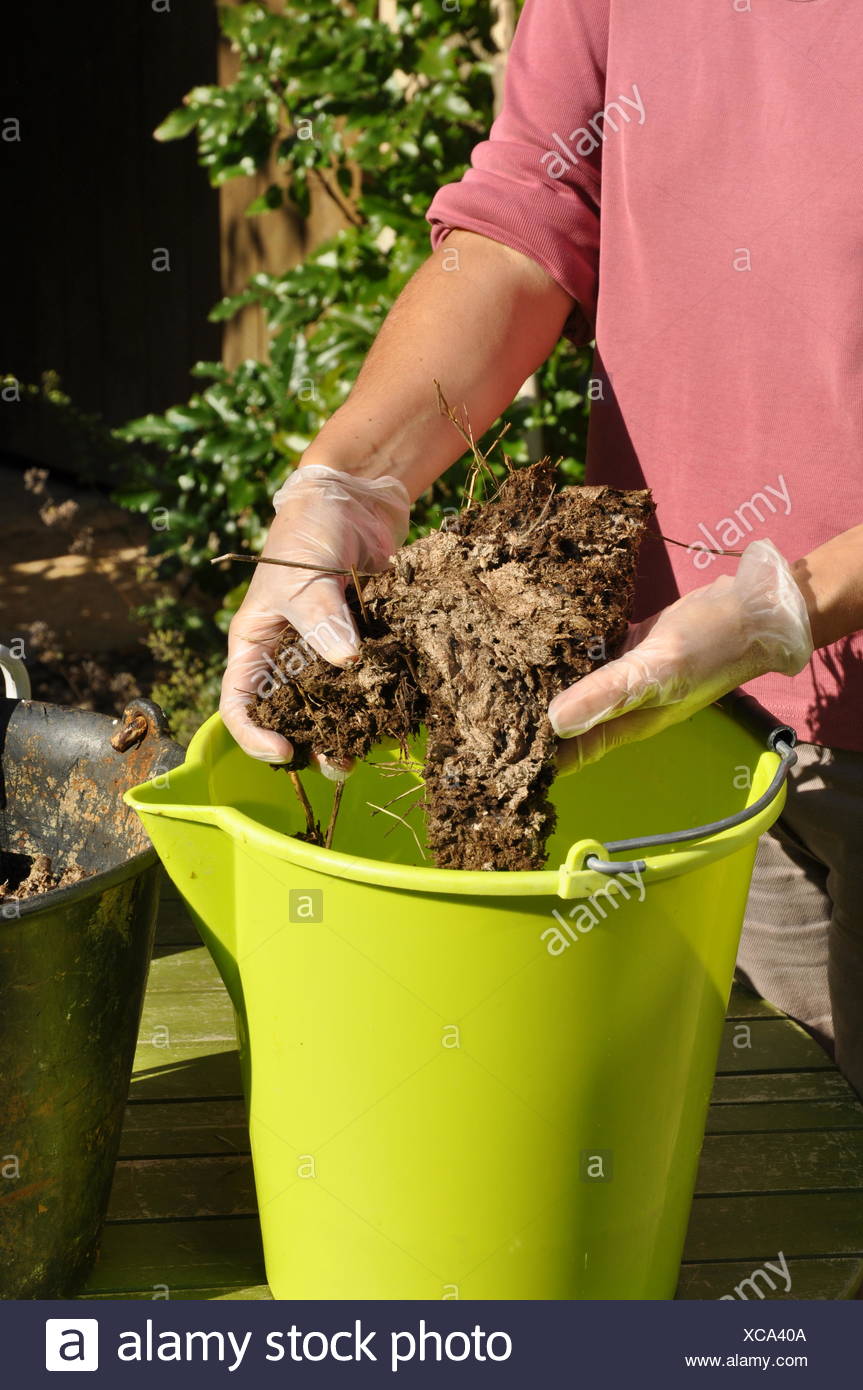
[1,1,222,478]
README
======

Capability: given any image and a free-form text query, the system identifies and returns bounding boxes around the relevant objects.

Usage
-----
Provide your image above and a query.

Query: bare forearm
[299,229,574,499]
[793,524,863,648]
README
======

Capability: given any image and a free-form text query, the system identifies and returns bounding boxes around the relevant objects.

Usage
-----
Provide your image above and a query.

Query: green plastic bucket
[125,698,792,1299]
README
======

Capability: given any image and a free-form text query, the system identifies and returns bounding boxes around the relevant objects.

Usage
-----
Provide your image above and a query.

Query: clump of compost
[249,460,653,872]
[0,851,90,901]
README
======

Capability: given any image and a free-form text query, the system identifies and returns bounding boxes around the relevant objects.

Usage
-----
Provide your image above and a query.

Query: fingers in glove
[220,646,295,763]
[221,642,357,776]
[547,652,663,739]
[312,750,355,782]
[555,703,679,776]
[282,574,362,667]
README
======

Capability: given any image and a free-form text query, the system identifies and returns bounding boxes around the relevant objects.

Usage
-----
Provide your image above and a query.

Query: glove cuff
[273,464,410,521]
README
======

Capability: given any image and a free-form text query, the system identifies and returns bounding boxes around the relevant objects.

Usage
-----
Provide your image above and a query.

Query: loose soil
[249,461,654,872]
[0,851,90,901]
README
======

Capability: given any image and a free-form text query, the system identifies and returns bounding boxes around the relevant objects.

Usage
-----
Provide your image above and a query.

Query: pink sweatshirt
[426,0,863,751]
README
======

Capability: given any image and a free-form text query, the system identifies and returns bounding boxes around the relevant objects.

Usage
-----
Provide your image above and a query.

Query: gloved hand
[549,538,814,772]
[220,464,411,764]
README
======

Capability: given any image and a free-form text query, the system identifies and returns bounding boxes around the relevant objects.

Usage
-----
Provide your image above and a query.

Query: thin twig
[365,759,425,776]
[464,443,501,510]
[521,485,557,539]
[664,528,744,556]
[309,165,364,229]
[403,650,420,685]
[650,533,744,556]
[379,796,425,842]
[293,687,329,747]
[324,781,344,850]
[374,783,423,812]
[288,770,319,841]
[350,564,368,623]
[366,800,428,860]
[211,552,378,577]
[482,421,514,473]
[433,380,507,508]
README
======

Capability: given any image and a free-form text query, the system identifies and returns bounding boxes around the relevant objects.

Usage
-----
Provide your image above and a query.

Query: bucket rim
[125,709,786,900]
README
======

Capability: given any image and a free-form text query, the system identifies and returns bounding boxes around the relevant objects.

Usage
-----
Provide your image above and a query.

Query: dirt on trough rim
[0,851,91,901]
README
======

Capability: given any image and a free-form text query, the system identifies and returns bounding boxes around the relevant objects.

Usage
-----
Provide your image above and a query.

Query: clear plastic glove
[549,538,813,773]
[220,464,411,764]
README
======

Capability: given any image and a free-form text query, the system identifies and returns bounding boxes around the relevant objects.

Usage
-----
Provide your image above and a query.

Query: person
[220,0,863,1094]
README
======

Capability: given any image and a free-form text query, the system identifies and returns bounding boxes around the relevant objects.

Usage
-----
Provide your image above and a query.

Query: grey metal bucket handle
[584,691,798,877]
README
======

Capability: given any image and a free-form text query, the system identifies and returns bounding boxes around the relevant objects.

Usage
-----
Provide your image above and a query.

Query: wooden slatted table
[82,879,863,1301]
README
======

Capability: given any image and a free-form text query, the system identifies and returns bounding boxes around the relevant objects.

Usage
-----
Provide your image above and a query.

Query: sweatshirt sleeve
[425,0,609,346]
